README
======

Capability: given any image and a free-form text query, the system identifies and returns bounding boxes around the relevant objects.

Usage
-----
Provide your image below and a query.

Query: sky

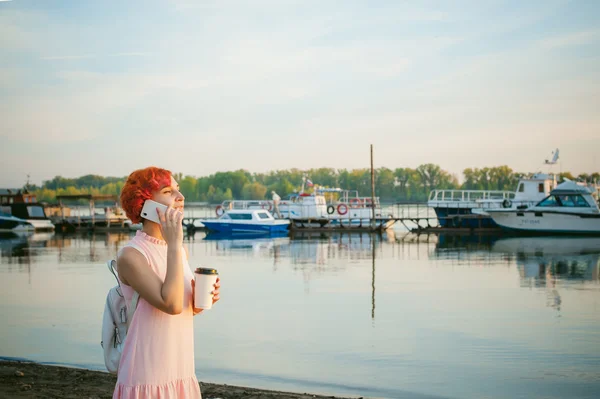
[1,0,599,187]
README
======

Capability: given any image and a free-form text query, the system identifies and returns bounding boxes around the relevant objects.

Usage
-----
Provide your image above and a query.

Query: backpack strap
[107,259,119,284]
[111,241,149,330]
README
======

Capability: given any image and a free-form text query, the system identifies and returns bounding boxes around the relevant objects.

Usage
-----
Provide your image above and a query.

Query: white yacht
[427,149,566,229]
[487,180,600,234]
[428,173,556,228]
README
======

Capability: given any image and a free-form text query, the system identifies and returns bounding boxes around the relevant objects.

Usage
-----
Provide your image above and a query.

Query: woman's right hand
[157,206,183,246]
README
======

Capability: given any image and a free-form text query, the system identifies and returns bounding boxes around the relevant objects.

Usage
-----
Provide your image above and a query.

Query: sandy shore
[0,360,357,399]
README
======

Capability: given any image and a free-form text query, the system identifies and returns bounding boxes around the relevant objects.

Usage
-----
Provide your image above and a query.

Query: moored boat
[201,209,290,234]
[428,173,556,228]
[215,186,395,231]
[0,188,55,231]
[51,194,132,232]
[0,212,35,234]
[486,180,600,234]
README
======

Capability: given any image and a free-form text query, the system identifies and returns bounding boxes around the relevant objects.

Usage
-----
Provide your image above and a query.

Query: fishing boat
[201,209,290,234]
[486,180,600,234]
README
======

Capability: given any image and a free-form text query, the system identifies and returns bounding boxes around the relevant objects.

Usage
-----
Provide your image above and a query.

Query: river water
[1,230,599,399]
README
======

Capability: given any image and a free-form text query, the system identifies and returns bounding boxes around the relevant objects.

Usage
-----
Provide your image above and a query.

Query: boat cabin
[0,188,50,222]
[219,209,275,221]
[535,180,599,211]
[513,173,556,203]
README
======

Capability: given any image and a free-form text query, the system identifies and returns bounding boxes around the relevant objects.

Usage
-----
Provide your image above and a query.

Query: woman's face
[152,175,185,211]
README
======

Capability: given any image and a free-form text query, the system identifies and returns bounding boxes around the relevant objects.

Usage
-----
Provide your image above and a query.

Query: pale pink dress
[113,231,201,399]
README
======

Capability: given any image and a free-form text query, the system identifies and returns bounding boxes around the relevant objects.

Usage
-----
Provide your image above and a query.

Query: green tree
[375,167,396,201]
[268,178,296,198]
[242,182,267,200]
[179,176,198,202]
[393,168,416,201]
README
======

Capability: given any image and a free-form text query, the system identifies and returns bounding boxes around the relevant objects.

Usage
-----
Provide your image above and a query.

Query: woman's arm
[118,207,185,315]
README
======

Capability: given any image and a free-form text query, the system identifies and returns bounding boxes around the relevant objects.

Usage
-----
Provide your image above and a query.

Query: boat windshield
[537,195,590,208]
[228,213,253,220]
[27,205,46,217]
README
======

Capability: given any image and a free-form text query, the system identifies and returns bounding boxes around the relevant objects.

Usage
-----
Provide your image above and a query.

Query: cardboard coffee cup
[194,267,218,310]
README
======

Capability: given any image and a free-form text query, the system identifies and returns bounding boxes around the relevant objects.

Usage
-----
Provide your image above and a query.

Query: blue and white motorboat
[486,180,600,234]
[201,209,290,234]
[0,212,35,234]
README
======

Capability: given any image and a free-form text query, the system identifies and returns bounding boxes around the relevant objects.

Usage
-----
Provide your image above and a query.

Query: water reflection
[0,233,30,258]
[493,236,600,312]
[0,231,132,264]
[3,231,598,306]
[430,233,600,281]
[199,231,392,263]
[198,232,385,315]
[491,236,600,282]
[5,231,599,282]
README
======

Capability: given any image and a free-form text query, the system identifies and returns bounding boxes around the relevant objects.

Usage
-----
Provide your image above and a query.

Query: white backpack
[101,259,140,374]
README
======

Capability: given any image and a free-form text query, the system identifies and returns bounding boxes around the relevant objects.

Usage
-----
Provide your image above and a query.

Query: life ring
[349,198,363,208]
[363,198,373,208]
[262,202,273,211]
[327,205,335,215]
[215,205,225,216]
[502,199,512,209]
[337,203,348,215]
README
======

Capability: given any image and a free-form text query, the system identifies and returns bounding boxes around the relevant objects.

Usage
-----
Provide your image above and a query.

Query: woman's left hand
[192,277,221,315]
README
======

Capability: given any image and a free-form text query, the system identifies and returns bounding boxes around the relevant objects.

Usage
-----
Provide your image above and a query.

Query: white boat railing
[221,200,272,210]
[428,189,515,203]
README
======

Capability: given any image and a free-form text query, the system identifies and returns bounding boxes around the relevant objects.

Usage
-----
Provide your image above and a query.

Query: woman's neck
[142,221,164,241]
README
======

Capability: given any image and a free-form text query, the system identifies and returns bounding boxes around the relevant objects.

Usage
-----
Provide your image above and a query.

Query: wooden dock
[182,213,499,235]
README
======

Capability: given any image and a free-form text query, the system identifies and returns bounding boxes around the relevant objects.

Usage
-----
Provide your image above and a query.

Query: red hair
[120,167,172,224]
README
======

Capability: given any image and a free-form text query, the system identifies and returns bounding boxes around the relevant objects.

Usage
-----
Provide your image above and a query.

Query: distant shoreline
[0,359,357,399]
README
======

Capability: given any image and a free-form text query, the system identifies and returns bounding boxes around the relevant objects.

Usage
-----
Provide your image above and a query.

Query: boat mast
[370,144,376,229]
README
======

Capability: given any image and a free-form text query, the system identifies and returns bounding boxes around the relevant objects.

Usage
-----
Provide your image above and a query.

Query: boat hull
[432,207,498,228]
[201,221,290,234]
[0,215,36,233]
[291,217,395,230]
[489,211,600,234]
[27,219,56,231]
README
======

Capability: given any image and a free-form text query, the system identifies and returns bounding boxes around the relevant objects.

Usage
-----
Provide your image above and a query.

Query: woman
[114,166,220,398]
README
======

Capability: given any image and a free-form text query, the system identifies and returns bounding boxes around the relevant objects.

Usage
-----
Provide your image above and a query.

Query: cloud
[1,0,599,183]
[539,30,600,49]
[40,52,154,61]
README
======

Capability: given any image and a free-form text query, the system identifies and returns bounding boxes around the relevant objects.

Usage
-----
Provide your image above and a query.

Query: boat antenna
[540,148,559,176]
[544,148,559,165]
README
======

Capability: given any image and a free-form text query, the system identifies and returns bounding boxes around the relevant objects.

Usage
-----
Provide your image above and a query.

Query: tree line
[28,166,599,204]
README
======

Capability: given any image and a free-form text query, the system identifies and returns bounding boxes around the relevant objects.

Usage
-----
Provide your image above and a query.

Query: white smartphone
[140,200,168,224]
